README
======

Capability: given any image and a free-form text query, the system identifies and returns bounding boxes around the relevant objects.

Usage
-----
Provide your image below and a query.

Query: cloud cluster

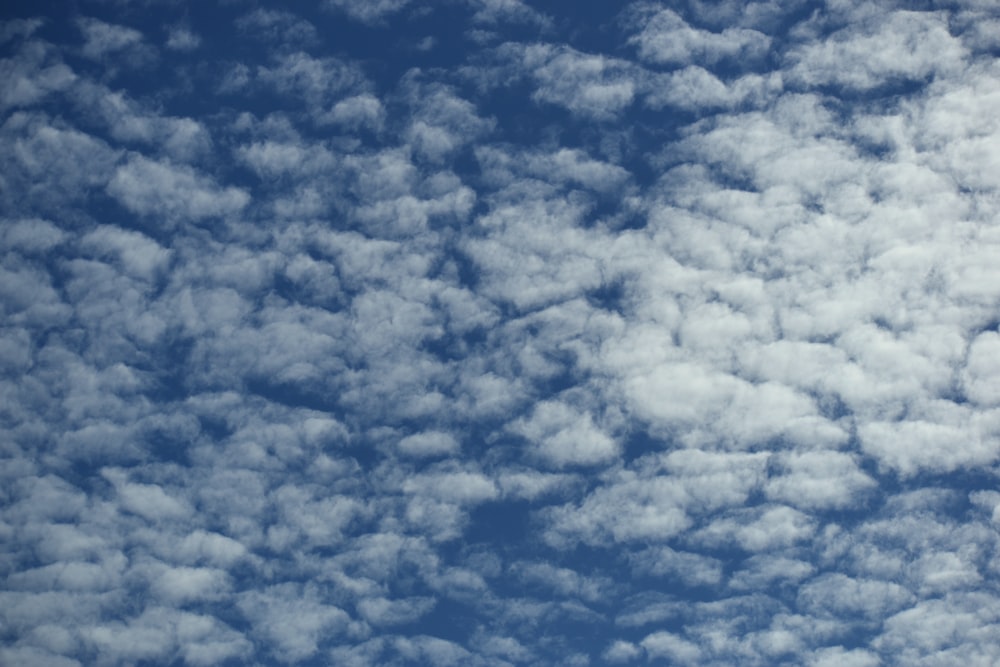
[3,1,1000,665]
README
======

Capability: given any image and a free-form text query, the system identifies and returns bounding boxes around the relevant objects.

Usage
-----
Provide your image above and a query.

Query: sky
[2,0,1000,665]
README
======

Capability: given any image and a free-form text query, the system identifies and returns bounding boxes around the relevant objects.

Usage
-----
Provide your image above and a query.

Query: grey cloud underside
[3,1,1000,666]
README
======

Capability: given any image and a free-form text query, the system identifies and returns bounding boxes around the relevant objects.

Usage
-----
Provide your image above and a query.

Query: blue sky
[3,0,1000,665]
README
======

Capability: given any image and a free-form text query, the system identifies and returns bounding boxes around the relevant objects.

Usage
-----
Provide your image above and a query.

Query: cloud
[237,584,355,662]
[357,596,436,626]
[6,2,1000,666]
[324,0,412,25]
[511,400,618,467]
[492,42,638,119]
[235,9,317,48]
[165,25,200,52]
[107,154,249,223]
[325,93,385,130]
[641,631,702,663]
[603,639,641,663]
[255,52,369,110]
[625,4,771,67]
[401,80,494,162]
[964,331,1000,406]
[0,39,76,111]
[397,430,460,458]
[785,11,968,91]
[76,17,145,60]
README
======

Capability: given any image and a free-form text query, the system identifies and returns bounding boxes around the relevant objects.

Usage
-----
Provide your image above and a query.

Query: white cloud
[603,639,641,663]
[785,11,968,91]
[235,9,317,47]
[541,472,691,547]
[859,415,1000,476]
[324,0,412,25]
[357,596,436,626]
[76,17,144,60]
[150,565,231,604]
[7,4,1000,666]
[325,93,385,130]
[798,573,914,621]
[963,331,1000,406]
[808,646,880,667]
[401,80,494,162]
[102,469,192,521]
[626,5,771,67]
[107,154,249,223]
[512,400,618,467]
[238,584,354,662]
[165,25,200,52]
[256,52,368,110]
[398,430,460,458]
[764,450,877,510]
[640,631,702,663]
[0,40,76,111]
[477,145,629,194]
[494,42,638,119]
[80,225,172,281]
[695,505,816,552]
[402,468,498,505]
[630,546,724,586]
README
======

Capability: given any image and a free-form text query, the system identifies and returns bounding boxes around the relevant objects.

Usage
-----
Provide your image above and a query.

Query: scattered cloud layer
[3,1,1000,665]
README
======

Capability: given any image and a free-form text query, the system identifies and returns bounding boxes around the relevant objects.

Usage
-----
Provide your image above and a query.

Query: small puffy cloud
[786,11,968,91]
[497,42,637,119]
[80,225,172,281]
[325,93,385,130]
[173,530,248,567]
[77,17,144,60]
[541,472,691,547]
[398,430,460,458]
[401,80,494,162]
[626,5,771,67]
[150,566,231,604]
[235,9,317,47]
[695,505,815,552]
[468,0,551,28]
[798,573,914,621]
[808,646,880,667]
[764,450,877,510]
[640,631,701,663]
[963,331,1000,406]
[0,18,44,44]
[630,545,724,586]
[236,139,336,179]
[859,413,1000,477]
[402,469,498,504]
[356,596,436,626]
[0,40,76,111]
[238,585,352,662]
[510,561,611,602]
[324,0,412,25]
[477,145,629,193]
[107,154,249,223]
[603,639,642,663]
[729,556,814,591]
[102,469,192,522]
[165,25,200,52]
[874,594,1000,662]
[1,218,66,253]
[256,52,368,109]
[392,635,472,666]
[512,400,619,467]
[71,84,212,161]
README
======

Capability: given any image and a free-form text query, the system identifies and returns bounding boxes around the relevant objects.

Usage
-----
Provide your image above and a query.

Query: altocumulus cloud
[3,1,1000,665]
